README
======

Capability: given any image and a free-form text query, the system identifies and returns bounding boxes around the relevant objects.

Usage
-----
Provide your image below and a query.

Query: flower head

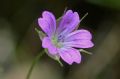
[38,10,94,65]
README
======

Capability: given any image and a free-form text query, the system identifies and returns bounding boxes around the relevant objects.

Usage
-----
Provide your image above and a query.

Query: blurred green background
[0,0,120,79]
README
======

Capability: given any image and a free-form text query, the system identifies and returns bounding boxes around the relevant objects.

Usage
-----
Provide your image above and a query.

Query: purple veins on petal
[63,39,94,48]
[42,37,57,55]
[42,11,56,32]
[38,11,56,37]
[64,29,92,41]
[63,29,94,48]
[59,48,81,65]
[38,18,50,35]
[57,10,80,35]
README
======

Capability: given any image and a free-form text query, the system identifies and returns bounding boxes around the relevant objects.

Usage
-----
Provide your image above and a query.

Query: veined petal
[42,11,56,33]
[59,50,73,65]
[42,37,57,55]
[63,40,94,48]
[57,10,80,35]
[38,11,56,36]
[69,48,81,64]
[64,29,92,42]
[59,48,81,65]
[38,18,50,36]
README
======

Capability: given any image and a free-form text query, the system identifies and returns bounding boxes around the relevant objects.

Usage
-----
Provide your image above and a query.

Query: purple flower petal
[38,11,56,36]
[59,48,81,65]
[57,10,80,35]
[42,37,57,55]
[64,29,92,42]
[62,29,94,48]
[63,39,94,48]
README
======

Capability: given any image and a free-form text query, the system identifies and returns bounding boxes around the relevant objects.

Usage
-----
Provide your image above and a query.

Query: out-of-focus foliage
[87,0,120,10]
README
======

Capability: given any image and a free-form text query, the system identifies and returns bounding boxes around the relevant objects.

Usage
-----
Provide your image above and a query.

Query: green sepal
[79,49,92,55]
[56,7,68,27]
[44,49,63,67]
[75,12,88,30]
[35,28,45,40]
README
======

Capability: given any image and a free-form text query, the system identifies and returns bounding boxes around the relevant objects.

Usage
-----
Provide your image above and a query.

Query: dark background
[0,0,120,79]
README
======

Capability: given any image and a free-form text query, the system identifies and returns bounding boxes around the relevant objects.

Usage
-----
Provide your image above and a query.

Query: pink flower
[38,10,94,65]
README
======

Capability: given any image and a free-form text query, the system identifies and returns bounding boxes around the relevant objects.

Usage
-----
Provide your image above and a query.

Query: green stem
[26,51,45,79]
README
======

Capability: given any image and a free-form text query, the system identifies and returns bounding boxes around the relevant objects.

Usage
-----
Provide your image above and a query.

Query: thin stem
[26,51,45,79]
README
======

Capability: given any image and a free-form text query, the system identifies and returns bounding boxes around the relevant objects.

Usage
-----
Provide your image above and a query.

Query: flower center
[51,36,62,48]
